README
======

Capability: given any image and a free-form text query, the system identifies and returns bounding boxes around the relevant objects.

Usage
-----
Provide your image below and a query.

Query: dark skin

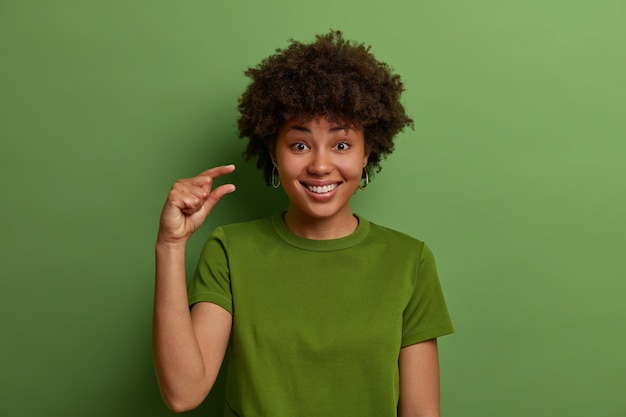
[154,31,437,416]
[154,135,441,416]
[238,30,413,185]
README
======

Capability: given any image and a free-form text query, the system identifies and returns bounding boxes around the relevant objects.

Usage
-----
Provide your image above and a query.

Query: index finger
[191,164,237,185]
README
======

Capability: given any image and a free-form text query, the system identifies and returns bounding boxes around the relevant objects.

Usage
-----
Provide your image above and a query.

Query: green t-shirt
[188,214,453,417]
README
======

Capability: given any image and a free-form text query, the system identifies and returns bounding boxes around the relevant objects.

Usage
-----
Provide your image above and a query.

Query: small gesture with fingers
[158,165,236,245]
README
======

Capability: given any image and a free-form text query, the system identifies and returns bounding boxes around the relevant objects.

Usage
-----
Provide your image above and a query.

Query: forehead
[279,115,358,134]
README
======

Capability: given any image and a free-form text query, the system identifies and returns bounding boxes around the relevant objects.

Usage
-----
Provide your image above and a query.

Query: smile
[306,183,339,194]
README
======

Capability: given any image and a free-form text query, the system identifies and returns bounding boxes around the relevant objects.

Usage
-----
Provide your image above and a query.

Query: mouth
[304,183,340,194]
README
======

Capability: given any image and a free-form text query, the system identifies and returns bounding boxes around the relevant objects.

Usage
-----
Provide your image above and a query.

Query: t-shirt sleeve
[401,242,454,347]
[187,227,233,315]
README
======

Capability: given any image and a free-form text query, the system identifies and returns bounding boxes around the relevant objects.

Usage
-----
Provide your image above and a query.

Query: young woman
[153,30,453,417]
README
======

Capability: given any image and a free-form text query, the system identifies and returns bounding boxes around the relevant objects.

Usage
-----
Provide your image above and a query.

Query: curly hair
[237,30,414,185]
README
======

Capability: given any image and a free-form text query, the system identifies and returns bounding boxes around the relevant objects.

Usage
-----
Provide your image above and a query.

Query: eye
[334,141,351,151]
[290,142,309,152]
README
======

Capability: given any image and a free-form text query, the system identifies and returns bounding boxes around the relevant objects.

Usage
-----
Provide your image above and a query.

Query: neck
[283,209,358,240]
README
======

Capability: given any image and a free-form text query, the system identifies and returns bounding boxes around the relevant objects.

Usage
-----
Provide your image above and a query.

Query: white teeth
[307,184,338,194]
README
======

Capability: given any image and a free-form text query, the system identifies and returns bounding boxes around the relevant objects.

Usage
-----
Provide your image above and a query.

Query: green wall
[1,1,624,416]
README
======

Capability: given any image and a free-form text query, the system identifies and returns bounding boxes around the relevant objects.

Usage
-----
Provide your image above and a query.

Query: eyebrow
[287,125,350,133]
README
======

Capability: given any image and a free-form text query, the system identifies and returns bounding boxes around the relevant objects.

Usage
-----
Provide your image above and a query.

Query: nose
[307,149,333,176]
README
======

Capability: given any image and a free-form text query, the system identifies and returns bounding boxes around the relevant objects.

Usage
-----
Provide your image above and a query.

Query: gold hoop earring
[359,168,369,190]
[271,164,281,188]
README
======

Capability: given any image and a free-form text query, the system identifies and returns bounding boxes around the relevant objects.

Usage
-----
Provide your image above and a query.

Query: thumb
[203,183,236,212]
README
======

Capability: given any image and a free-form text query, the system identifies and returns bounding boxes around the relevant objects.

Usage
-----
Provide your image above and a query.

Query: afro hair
[237,30,414,185]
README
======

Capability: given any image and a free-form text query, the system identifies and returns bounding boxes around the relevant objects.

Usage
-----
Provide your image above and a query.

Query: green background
[1,1,624,416]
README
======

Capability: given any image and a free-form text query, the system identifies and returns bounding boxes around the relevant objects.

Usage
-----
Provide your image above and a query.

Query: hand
[158,165,236,245]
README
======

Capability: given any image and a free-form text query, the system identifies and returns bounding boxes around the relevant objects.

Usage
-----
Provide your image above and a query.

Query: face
[273,116,369,228]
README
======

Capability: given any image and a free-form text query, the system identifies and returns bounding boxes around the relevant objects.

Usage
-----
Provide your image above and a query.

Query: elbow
[155,365,217,412]
[167,401,199,414]
[163,395,204,413]
[160,386,208,413]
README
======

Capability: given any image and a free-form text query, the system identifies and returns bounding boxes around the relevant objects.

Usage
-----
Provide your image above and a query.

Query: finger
[202,183,236,213]
[189,164,236,196]
[178,198,204,216]
[191,164,236,188]
[200,164,236,177]
[171,182,209,201]
[166,184,208,213]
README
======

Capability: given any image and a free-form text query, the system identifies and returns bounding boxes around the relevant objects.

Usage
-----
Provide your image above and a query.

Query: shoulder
[218,216,274,234]
[363,217,426,252]
[206,215,278,250]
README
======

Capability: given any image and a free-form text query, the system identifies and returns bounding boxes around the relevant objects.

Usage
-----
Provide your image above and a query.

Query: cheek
[339,159,366,179]
[276,156,301,180]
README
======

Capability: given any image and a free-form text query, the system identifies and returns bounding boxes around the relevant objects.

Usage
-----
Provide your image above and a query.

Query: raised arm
[153,165,236,412]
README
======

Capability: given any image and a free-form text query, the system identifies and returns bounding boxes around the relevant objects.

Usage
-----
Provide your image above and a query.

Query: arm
[152,165,236,412]
[398,339,441,417]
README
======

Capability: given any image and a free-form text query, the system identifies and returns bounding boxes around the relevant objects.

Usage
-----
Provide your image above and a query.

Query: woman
[153,30,453,417]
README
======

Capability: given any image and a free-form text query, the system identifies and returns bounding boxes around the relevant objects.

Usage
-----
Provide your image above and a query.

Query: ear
[267,141,277,165]
[362,152,370,168]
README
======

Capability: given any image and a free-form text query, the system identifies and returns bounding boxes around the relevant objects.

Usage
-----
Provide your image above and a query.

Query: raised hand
[158,165,236,245]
